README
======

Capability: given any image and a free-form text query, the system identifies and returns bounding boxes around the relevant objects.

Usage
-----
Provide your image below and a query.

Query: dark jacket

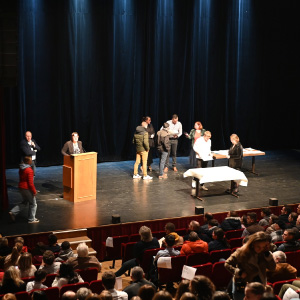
[157,128,170,153]
[229,142,243,169]
[123,278,156,299]
[133,126,149,152]
[61,140,84,156]
[134,238,159,261]
[221,217,242,232]
[277,240,300,252]
[0,280,26,294]
[146,123,156,148]
[208,240,230,252]
[20,139,41,162]
[242,223,265,236]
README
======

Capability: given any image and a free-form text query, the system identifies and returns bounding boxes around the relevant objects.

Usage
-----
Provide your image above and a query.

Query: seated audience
[3,242,23,271]
[31,290,48,300]
[180,232,208,255]
[277,228,300,252]
[278,280,300,299]
[201,213,214,231]
[18,252,37,278]
[296,214,300,231]
[266,250,297,283]
[14,237,28,253]
[174,280,190,300]
[138,284,156,300]
[190,275,216,300]
[61,290,77,300]
[66,242,101,272]
[212,291,230,300]
[39,250,61,274]
[153,291,172,300]
[76,287,93,300]
[242,212,264,237]
[240,214,248,229]
[154,234,180,262]
[123,267,156,300]
[99,291,113,300]
[102,271,128,300]
[31,242,47,264]
[0,237,11,257]
[244,282,270,300]
[269,220,286,243]
[265,215,279,234]
[52,263,83,288]
[204,219,219,240]
[220,211,242,231]
[46,234,61,253]
[287,212,298,229]
[183,221,210,243]
[2,294,17,300]
[279,205,292,224]
[160,222,184,247]
[180,293,197,300]
[208,228,230,252]
[55,241,75,262]
[258,208,271,227]
[115,226,159,277]
[26,269,48,292]
[0,266,26,294]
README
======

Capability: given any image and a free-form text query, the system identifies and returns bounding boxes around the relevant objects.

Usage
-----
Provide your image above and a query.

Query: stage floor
[1,149,300,236]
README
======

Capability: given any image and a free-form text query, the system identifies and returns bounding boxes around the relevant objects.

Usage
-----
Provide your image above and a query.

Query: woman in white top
[52,263,83,288]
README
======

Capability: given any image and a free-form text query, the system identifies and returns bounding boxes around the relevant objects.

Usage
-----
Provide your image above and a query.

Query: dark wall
[3,0,300,168]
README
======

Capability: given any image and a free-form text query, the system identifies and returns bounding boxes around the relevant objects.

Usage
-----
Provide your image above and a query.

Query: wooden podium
[63,152,97,202]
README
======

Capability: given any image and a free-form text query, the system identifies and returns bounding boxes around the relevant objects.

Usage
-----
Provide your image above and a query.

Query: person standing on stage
[61,132,85,156]
[141,116,155,172]
[184,121,206,167]
[227,134,243,196]
[162,114,182,172]
[156,122,171,179]
[193,131,212,190]
[9,156,39,223]
[132,122,152,180]
[20,131,41,175]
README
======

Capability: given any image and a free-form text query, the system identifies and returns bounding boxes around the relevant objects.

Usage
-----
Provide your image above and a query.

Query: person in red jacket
[180,231,208,255]
[9,156,39,223]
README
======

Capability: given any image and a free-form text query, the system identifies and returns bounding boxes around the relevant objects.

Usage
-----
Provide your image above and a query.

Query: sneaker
[9,211,16,222]
[28,219,40,224]
[143,175,153,180]
[202,185,208,191]
[133,174,142,179]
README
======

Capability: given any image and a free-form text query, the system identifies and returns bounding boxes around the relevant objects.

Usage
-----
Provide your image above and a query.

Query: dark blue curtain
[3,0,300,167]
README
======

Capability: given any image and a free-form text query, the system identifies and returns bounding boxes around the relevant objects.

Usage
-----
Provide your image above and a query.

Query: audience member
[76,287,93,300]
[115,226,159,277]
[0,266,26,294]
[241,213,264,237]
[123,267,155,299]
[46,234,61,253]
[18,252,37,278]
[31,290,48,300]
[190,275,216,300]
[102,271,128,300]
[0,237,11,257]
[66,242,101,272]
[2,294,17,300]
[220,211,242,231]
[155,235,180,262]
[279,205,292,224]
[258,208,271,227]
[240,215,248,229]
[208,228,230,252]
[266,251,297,283]
[174,280,190,300]
[180,232,208,255]
[160,223,184,247]
[52,263,83,288]
[287,212,298,229]
[269,220,286,243]
[31,242,47,264]
[183,221,210,243]
[153,291,172,300]
[278,280,300,299]
[260,292,277,300]
[138,284,156,300]
[212,291,230,300]
[55,241,75,262]
[180,293,197,300]
[204,219,219,240]
[14,237,28,253]
[201,213,214,231]
[295,214,300,231]
[61,290,77,300]
[265,215,279,234]
[297,204,300,215]
[244,282,267,300]
[26,269,48,292]
[99,290,113,300]
[3,243,23,271]
[277,229,300,252]
[39,250,61,274]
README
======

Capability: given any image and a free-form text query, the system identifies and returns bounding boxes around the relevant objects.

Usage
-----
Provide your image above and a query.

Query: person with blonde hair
[18,252,37,277]
[225,232,276,300]
[115,226,159,277]
[226,134,243,196]
[0,266,26,294]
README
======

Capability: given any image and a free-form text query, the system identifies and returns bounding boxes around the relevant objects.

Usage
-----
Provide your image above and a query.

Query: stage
[1,149,300,237]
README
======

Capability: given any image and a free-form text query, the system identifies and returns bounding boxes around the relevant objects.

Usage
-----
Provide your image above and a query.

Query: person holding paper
[184,121,206,168]
[226,134,243,196]
[154,235,180,262]
[61,132,85,156]
[193,131,212,190]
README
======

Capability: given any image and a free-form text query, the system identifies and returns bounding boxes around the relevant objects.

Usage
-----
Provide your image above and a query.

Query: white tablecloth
[183,166,248,186]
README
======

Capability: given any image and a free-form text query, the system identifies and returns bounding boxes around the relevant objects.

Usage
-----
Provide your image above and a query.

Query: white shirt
[193,136,211,160]
[108,289,128,300]
[26,281,48,292]
[28,140,36,161]
[161,120,182,138]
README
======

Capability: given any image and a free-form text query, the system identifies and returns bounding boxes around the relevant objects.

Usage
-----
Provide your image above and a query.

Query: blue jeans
[11,188,37,222]
[159,151,168,176]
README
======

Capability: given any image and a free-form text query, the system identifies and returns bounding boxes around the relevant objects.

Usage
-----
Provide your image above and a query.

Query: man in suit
[20,131,41,175]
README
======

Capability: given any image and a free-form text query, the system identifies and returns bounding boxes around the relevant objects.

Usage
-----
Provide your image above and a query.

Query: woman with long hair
[18,252,37,278]
[3,242,23,271]
[225,232,276,300]
[0,266,26,294]
[208,228,230,252]
[52,263,83,288]
[190,275,216,300]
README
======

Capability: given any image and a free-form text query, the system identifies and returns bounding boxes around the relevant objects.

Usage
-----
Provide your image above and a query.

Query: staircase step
[57,236,92,250]
[53,229,87,239]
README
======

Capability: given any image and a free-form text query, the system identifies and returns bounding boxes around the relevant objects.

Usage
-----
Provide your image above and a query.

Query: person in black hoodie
[221,211,242,232]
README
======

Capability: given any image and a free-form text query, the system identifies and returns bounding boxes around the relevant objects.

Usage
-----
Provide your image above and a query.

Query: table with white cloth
[183,166,248,200]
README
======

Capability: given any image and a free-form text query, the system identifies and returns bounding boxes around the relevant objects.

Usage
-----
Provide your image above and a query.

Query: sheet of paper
[157,257,172,269]
[212,150,229,156]
[202,155,214,161]
[115,277,122,290]
[283,287,299,300]
[181,265,197,280]
[106,237,113,247]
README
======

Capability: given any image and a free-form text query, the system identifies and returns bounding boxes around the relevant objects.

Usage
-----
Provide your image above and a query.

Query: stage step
[53,228,88,239]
